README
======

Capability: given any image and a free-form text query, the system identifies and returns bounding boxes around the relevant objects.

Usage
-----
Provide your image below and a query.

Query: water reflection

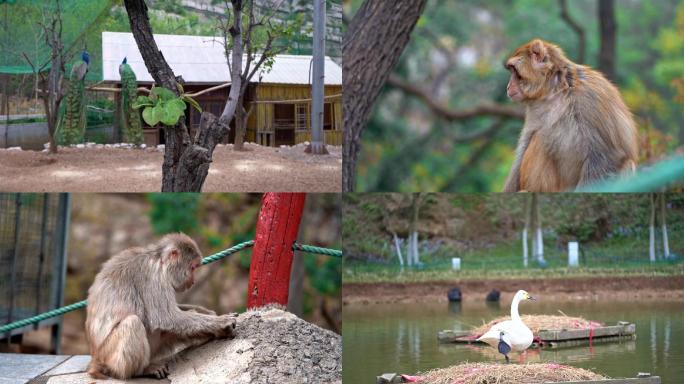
[447,301,462,315]
[343,300,684,384]
[485,300,501,311]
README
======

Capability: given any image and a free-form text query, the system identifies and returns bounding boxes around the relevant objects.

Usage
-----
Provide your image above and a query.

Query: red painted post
[247,192,306,309]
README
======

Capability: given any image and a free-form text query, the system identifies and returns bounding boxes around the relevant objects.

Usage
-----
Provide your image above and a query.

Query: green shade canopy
[0,0,115,80]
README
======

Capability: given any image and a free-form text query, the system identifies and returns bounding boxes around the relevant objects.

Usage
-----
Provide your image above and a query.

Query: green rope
[200,240,255,265]
[293,243,342,258]
[0,300,88,334]
[0,240,340,334]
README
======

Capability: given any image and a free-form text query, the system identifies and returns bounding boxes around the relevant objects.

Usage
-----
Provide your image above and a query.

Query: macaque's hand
[215,314,237,338]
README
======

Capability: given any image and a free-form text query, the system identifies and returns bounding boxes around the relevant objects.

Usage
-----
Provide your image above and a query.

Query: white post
[522,228,528,268]
[536,226,544,262]
[451,257,461,271]
[393,233,404,268]
[412,231,419,265]
[568,242,579,267]
[661,194,670,259]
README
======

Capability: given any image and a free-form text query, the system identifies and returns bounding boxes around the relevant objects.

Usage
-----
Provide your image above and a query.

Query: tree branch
[386,74,524,120]
[558,0,586,63]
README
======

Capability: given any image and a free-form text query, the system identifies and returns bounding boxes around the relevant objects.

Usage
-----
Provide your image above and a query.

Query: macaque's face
[505,63,526,102]
[504,39,555,102]
[178,257,201,292]
[166,244,202,292]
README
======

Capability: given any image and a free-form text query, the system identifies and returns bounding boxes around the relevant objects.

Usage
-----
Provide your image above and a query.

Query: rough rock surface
[42,308,341,384]
[171,308,341,383]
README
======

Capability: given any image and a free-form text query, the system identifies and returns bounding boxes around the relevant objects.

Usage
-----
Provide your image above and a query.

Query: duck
[476,289,536,363]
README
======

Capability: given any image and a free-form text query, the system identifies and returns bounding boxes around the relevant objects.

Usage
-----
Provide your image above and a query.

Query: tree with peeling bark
[123,0,297,191]
[342,0,428,192]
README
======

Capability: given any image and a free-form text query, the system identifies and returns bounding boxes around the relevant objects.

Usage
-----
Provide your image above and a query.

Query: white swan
[476,290,536,362]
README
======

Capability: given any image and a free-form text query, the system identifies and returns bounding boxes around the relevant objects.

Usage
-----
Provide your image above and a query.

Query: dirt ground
[0,143,341,192]
[343,276,684,305]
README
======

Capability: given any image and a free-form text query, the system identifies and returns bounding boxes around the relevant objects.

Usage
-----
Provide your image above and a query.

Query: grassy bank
[344,262,684,284]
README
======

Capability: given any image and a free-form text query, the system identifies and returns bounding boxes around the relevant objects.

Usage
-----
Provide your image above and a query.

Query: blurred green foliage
[343,193,684,273]
[355,0,684,192]
[147,193,201,235]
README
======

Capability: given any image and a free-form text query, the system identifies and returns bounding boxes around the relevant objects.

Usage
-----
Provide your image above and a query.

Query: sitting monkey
[503,39,638,192]
[85,233,236,379]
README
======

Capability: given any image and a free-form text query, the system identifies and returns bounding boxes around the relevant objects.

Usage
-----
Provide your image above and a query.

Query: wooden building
[102,32,342,147]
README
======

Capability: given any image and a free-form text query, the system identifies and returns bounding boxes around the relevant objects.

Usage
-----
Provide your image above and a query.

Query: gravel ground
[0,143,341,192]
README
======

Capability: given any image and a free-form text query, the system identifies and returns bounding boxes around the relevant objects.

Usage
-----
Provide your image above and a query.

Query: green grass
[343,263,684,284]
[344,239,684,283]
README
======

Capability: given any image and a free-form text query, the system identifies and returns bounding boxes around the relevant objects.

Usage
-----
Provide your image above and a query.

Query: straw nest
[420,362,606,384]
[471,315,603,336]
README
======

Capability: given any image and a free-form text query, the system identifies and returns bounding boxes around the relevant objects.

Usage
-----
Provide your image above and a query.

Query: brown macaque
[503,39,638,192]
[85,233,236,380]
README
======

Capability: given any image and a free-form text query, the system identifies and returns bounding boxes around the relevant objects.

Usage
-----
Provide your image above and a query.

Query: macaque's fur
[85,233,236,380]
[503,39,638,192]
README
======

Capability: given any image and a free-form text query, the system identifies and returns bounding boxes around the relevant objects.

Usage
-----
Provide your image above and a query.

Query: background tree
[219,0,304,151]
[123,0,305,191]
[342,0,428,192]
[597,0,616,81]
[35,0,67,153]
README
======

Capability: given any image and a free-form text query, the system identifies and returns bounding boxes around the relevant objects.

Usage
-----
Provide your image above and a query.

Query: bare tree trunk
[649,193,656,262]
[598,0,616,81]
[660,193,670,259]
[123,0,239,191]
[40,2,66,154]
[342,0,428,191]
[233,94,246,151]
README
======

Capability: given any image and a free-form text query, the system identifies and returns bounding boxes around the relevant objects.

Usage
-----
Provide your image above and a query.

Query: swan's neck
[511,296,522,322]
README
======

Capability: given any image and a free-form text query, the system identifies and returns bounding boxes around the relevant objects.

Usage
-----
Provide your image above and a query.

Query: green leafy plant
[133,84,202,126]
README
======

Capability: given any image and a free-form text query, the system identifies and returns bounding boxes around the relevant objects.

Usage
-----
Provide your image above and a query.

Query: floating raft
[438,321,636,348]
[377,368,659,384]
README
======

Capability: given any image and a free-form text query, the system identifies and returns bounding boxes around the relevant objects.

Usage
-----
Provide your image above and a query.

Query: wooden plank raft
[437,321,636,348]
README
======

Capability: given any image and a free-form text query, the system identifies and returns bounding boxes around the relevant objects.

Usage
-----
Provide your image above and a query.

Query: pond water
[343,298,684,383]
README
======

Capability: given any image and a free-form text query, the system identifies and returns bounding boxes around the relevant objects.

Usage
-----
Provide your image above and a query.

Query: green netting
[0,0,116,80]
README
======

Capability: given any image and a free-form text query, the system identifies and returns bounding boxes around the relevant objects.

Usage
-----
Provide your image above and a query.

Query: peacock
[59,50,89,145]
[119,57,144,145]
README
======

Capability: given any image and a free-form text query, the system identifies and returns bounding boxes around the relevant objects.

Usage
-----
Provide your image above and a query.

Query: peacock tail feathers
[58,74,86,145]
[119,63,143,145]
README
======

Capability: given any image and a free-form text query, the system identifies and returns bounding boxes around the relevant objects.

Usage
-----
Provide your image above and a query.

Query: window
[296,104,308,131]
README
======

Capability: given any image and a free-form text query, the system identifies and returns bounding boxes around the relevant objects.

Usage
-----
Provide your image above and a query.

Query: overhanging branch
[386,74,524,120]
